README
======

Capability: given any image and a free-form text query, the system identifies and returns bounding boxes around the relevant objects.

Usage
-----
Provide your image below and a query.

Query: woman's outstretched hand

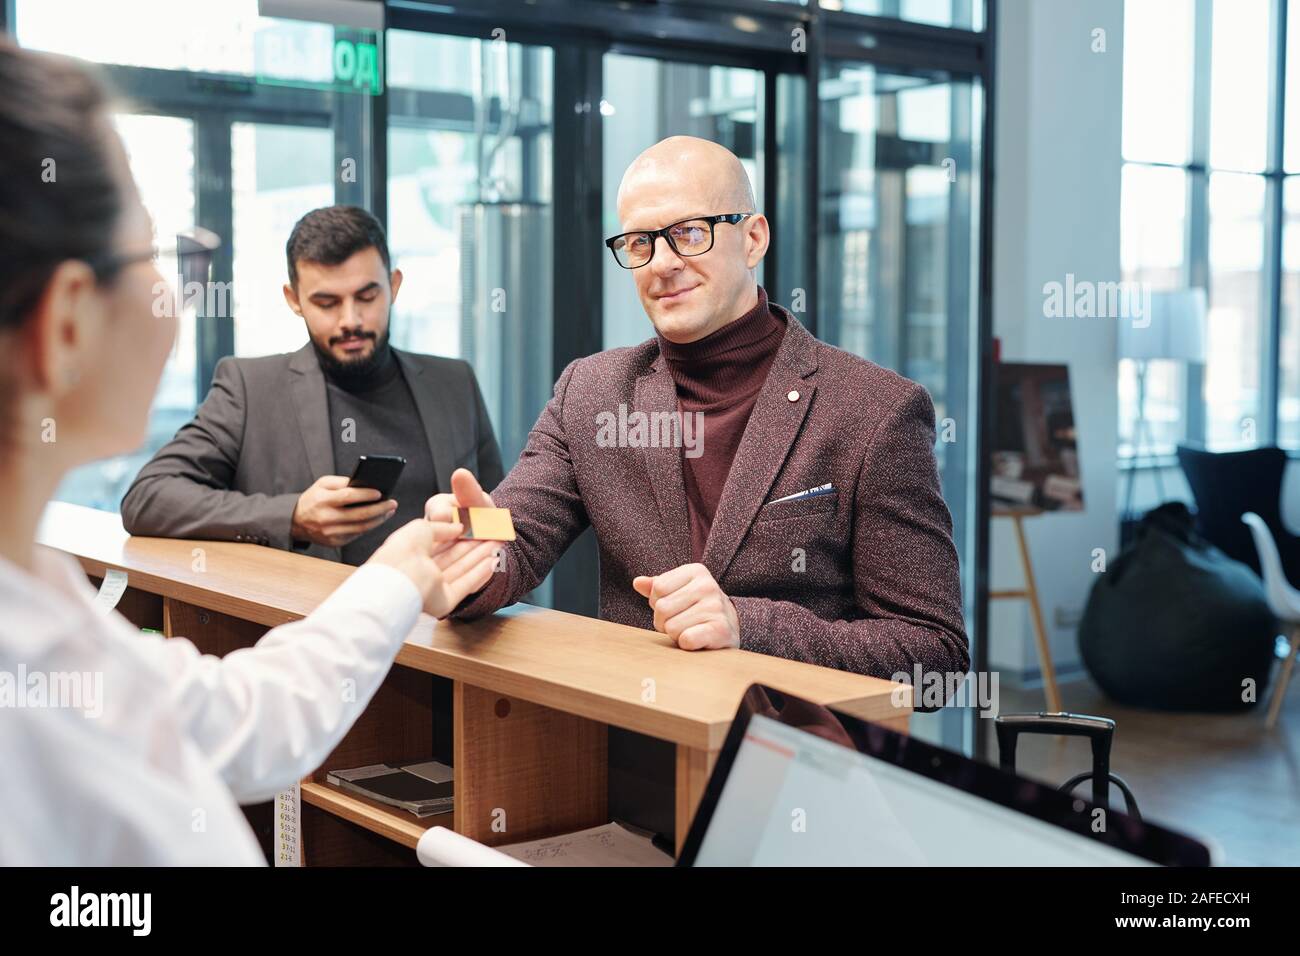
[368,518,499,618]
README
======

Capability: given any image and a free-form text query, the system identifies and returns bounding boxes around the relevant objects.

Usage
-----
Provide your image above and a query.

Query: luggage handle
[995,712,1114,808]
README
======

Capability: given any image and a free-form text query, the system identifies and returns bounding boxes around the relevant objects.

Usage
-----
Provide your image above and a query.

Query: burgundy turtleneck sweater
[657,286,787,562]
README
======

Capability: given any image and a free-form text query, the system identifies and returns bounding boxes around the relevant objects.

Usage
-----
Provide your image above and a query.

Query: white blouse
[0,547,421,865]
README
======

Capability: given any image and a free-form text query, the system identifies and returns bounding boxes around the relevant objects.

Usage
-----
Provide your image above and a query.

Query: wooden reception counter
[36,501,911,864]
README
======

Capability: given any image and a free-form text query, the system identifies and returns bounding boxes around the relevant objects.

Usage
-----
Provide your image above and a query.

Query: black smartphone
[347,454,407,502]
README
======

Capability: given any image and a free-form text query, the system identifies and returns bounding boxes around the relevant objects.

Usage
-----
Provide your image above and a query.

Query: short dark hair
[285,205,391,287]
[0,37,122,334]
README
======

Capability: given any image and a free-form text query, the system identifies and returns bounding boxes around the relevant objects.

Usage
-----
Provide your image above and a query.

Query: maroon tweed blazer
[453,306,969,681]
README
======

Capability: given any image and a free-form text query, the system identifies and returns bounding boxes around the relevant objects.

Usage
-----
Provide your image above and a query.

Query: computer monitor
[677,685,1212,867]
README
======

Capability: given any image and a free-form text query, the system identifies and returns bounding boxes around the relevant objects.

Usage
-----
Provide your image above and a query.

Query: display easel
[990,505,1062,712]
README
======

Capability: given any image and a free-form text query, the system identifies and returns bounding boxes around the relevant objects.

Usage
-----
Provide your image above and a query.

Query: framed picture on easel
[988,361,1083,712]
[991,362,1084,513]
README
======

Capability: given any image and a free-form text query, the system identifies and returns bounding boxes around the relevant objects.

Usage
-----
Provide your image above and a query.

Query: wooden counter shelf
[37,501,912,864]
[299,780,450,850]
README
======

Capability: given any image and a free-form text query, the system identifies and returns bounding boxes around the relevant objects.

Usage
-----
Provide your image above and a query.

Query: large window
[1120,0,1298,457]
[17,0,379,509]
[54,114,198,509]
[14,0,334,79]
[1279,4,1300,445]
[828,0,985,31]
[1285,178,1300,441]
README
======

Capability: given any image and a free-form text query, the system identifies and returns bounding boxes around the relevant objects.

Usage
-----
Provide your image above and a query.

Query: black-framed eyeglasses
[604,213,752,270]
[83,227,221,281]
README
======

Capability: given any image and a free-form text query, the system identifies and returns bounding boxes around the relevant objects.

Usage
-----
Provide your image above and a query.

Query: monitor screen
[681,687,1210,867]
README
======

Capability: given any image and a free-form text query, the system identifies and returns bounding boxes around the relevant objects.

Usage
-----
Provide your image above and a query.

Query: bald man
[428,135,967,681]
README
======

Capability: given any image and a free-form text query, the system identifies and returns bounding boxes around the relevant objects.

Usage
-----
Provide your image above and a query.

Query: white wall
[990,0,1124,683]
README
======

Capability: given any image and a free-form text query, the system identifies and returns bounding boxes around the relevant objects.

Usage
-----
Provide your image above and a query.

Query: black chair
[1177,444,1300,583]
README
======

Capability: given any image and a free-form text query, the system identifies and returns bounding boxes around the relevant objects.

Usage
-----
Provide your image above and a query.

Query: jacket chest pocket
[733,492,843,581]
[752,491,838,524]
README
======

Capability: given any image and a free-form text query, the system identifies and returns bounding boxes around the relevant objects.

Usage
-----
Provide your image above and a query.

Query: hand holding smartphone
[347,454,407,503]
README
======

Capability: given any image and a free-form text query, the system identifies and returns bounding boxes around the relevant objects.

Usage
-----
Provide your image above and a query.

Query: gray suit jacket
[120,344,504,562]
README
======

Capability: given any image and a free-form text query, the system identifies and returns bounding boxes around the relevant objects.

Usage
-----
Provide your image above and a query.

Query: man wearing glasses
[429,135,965,836]
[428,133,966,688]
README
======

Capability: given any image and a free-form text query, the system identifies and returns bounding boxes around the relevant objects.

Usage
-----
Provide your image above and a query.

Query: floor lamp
[1119,288,1207,521]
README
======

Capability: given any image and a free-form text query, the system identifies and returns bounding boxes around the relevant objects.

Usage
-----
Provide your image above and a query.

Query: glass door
[386,28,556,605]
[819,61,984,748]
[386,30,554,473]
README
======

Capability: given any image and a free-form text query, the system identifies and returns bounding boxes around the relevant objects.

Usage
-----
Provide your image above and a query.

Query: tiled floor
[996,678,1300,866]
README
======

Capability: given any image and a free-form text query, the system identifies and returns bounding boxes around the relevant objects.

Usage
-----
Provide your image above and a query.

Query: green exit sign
[255,26,384,96]
[330,36,383,94]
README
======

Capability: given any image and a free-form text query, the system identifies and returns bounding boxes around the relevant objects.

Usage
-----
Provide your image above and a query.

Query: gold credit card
[455,506,517,541]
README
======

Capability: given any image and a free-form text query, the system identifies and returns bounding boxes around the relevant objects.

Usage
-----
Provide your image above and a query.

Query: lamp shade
[1118,288,1207,363]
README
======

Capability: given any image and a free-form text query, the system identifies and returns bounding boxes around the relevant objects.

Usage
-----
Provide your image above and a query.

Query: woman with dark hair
[0,39,500,864]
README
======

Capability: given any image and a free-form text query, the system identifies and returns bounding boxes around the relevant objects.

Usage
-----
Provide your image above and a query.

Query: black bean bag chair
[1079,502,1276,711]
